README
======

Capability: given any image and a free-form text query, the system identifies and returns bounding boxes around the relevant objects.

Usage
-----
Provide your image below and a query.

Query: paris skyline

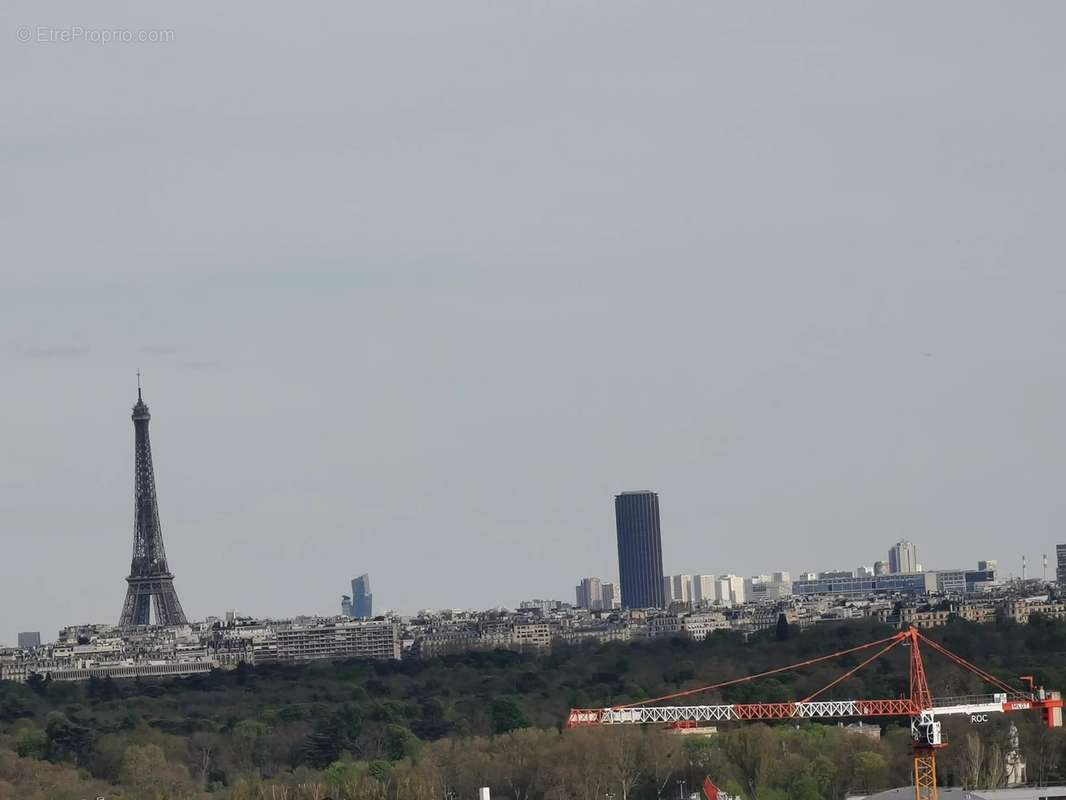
[4,2,1066,647]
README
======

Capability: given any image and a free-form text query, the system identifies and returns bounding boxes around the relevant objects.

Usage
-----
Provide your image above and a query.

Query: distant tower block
[118,377,188,627]
[351,574,373,618]
[615,490,666,609]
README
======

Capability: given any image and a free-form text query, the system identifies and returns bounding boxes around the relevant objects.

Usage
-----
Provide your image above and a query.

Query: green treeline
[1,615,1065,799]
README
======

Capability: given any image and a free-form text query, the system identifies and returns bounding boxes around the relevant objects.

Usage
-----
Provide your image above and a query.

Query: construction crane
[565,627,1063,800]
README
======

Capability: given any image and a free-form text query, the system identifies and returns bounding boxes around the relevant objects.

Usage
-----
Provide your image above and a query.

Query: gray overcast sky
[2,2,1065,645]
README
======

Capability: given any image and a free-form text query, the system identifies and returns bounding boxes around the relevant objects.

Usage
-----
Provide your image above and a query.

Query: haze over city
[3,2,1066,647]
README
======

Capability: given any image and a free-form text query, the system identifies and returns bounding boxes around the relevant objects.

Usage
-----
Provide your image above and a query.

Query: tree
[787,773,824,800]
[543,728,610,800]
[984,742,1009,789]
[491,697,530,734]
[959,732,985,789]
[644,726,684,799]
[604,726,644,800]
[851,751,889,793]
[722,725,775,800]
[119,742,194,797]
[493,728,552,800]
[13,728,48,760]
[86,676,119,702]
[384,724,421,760]
[189,730,220,789]
[25,674,49,697]
[304,716,345,768]
[1019,719,1063,786]
[44,712,94,766]
[368,758,395,794]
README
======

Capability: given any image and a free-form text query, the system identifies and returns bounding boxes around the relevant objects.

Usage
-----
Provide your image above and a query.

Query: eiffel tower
[118,376,188,627]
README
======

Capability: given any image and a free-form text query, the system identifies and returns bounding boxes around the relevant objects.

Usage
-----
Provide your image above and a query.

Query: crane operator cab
[912,712,942,747]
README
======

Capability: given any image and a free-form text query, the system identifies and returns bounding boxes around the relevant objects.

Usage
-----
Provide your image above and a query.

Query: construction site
[567,627,1064,800]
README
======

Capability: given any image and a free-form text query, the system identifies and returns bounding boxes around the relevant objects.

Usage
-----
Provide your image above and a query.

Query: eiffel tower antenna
[118,380,188,627]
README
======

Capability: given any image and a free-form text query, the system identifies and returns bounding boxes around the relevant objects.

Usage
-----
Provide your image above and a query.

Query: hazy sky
[2,2,1065,645]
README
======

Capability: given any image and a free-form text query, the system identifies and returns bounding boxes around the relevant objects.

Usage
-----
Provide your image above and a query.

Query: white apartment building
[692,574,716,603]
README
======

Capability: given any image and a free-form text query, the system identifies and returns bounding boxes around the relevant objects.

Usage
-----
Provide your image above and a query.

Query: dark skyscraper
[118,378,188,627]
[614,490,665,609]
[351,574,373,618]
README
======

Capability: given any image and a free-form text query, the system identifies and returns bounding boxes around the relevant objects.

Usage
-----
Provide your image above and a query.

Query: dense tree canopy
[1,616,1065,798]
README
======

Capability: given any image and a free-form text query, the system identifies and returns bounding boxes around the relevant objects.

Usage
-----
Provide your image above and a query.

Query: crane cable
[915,631,1021,697]
[801,636,905,703]
[613,631,906,710]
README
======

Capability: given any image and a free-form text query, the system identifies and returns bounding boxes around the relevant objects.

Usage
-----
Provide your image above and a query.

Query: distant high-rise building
[615,491,666,609]
[713,577,732,605]
[17,632,41,649]
[600,583,620,610]
[744,574,771,598]
[341,595,352,617]
[856,566,873,578]
[1057,545,1066,586]
[666,574,692,604]
[351,574,373,618]
[692,574,716,603]
[717,574,745,605]
[978,560,998,573]
[575,577,604,610]
[772,571,791,585]
[888,540,920,574]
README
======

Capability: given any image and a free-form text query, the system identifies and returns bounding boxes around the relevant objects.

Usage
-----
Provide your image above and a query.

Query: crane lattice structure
[566,627,1063,800]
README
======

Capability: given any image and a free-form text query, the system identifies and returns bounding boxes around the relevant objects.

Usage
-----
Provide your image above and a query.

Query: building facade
[615,491,666,609]
[261,619,400,663]
[575,577,604,610]
[351,574,373,619]
[1058,544,1066,586]
[888,540,919,574]
[793,571,937,598]
[722,575,745,605]
[17,632,41,649]
[666,574,692,604]
[934,568,997,595]
[692,575,716,603]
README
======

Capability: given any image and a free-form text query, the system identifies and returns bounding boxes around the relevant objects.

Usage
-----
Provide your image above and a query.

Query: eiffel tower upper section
[118,378,188,627]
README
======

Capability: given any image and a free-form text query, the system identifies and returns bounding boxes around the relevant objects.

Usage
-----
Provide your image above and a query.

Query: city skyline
[1,403,1061,644]
[2,409,1063,644]
[5,3,1066,647]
